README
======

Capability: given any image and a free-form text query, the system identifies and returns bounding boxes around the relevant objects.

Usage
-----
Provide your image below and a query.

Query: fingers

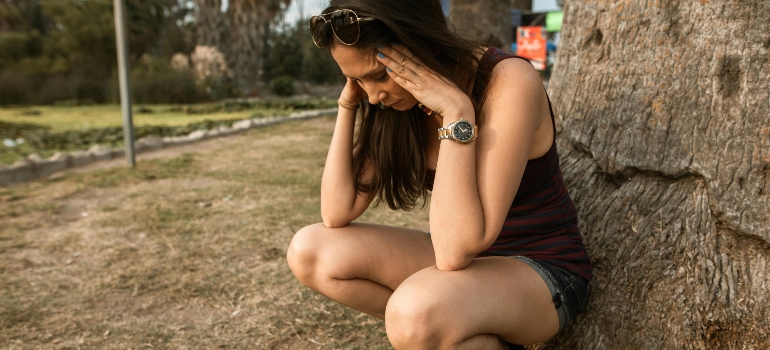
[340,77,363,103]
[376,50,421,88]
[388,44,417,65]
[377,45,425,73]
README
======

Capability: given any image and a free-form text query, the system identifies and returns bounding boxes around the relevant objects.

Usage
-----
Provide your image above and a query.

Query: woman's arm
[376,45,548,270]
[430,58,548,270]
[320,81,376,228]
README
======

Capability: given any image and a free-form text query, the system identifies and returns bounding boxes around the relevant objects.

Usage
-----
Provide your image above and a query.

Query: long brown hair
[317,0,494,210]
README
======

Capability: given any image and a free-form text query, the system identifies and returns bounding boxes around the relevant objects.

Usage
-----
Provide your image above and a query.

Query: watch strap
[437,118,478,143]
[437,125,454,140]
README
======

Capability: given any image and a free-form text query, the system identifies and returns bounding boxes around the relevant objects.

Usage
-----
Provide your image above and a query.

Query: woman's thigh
[287,222,436,290]
[385,256,560,347]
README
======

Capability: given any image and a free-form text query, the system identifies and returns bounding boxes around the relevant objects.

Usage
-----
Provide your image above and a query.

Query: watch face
[452,121,474,142]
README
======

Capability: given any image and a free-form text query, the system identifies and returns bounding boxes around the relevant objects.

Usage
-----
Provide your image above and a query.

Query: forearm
[429,107,487,271]
[320,107,359,226]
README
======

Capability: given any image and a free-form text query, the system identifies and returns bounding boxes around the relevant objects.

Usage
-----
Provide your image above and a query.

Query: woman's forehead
[330,45,383,78]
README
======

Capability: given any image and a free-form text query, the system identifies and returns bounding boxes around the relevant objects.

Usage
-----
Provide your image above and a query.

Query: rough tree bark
[542,0,770,348]
[194,0,224,49]
[450,0,512,51]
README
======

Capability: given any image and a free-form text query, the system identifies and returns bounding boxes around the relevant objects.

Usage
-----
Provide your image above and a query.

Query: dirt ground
[0,116,430,349]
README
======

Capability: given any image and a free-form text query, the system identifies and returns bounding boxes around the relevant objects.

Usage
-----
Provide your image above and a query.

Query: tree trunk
[227,0,265,93]
[449,0,512,51]
[194,0,224,49]
[543,0,770,348]
[226,0,290,94]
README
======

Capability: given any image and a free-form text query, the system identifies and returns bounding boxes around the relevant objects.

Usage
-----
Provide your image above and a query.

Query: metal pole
[113,0,136,167]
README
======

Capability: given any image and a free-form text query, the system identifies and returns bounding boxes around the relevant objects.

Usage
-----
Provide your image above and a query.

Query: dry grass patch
[0,116,429,349]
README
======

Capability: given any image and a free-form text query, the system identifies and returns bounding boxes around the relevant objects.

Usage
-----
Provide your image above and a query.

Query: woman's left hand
[376,44,473,120]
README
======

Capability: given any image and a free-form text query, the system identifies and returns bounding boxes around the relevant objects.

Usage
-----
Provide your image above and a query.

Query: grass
[0,99,338,165]
[0,104,293,132]
[0,116,430,349]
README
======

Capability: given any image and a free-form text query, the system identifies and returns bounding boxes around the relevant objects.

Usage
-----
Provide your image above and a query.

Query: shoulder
[482,53,546,121]
[487,53,543,98]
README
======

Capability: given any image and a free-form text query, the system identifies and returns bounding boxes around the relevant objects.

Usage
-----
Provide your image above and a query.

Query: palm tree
[449,0,512,50]
[194,0,224,49]
[226,0,290,94]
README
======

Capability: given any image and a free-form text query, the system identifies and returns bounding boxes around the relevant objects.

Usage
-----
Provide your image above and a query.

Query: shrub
[270,75,295,96]
[131,69,207,104]
[0,70,33,105]
[190,46,235,101]
[35,75,78,105]
[190,46,231,83]
[130,55,209,104]
[170,53,190,71]
[0,31,42,68]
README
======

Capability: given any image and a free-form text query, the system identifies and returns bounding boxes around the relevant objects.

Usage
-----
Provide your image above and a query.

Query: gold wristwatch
[437,118,478,143]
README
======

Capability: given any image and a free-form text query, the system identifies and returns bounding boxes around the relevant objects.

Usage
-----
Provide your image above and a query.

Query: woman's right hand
[339,77,363,108]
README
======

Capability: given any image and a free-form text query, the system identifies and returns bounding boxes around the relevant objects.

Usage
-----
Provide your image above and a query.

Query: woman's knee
[286,222,326,284]
[385,278,446,349]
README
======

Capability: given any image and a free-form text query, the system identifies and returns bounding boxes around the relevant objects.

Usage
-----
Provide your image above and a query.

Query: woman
[286,0,592,348]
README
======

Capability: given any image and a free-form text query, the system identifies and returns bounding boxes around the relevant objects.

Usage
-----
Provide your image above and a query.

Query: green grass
[0,105,291,132]
[0,99,338,165]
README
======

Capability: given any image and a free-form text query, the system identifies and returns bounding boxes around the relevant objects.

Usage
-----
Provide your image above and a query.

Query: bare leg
[385,257,560,349]
[287,222,436,319]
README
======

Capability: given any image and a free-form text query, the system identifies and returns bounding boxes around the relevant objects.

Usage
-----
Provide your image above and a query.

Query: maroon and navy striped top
[426,47,593,281]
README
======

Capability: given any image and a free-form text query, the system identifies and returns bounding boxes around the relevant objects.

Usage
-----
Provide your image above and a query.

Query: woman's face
[330,44,418,111]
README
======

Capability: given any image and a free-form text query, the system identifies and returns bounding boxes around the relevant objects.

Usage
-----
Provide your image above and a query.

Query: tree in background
[226,0,290,94]
[261,18,340,86]
[541,0,770,348]
[193,0,224,49]
[0,0,340,104]
[0,0,197,105]
[0,0,48,35]
[449,0,512,50]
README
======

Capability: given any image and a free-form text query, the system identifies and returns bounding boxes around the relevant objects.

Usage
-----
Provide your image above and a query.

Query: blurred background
[0,0,565,165]
[0,0,564,106]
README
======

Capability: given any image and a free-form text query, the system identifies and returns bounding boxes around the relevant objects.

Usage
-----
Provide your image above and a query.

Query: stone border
[0,108,338,184]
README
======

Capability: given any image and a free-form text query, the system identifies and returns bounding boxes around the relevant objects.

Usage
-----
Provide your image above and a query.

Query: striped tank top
[426,47,592,281]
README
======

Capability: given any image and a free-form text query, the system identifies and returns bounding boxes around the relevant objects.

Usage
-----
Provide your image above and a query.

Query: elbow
[436,262,467,272]
[321,216,351,228]
[435,253,474,271]
[320,204,352,228]
[320,192,362,228]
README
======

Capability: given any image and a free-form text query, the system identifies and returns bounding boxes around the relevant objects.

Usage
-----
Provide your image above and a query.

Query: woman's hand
[376,44,473,120]
[339,76,364,108]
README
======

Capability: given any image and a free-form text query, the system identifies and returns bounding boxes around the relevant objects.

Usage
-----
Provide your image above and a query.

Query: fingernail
[386,67,392,72]
[377,52,385,59]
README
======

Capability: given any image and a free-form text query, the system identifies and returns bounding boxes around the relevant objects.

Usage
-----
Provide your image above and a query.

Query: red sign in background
[516,26,547,70]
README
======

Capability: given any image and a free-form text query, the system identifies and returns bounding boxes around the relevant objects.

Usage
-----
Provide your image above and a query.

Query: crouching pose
[287,1,592,348]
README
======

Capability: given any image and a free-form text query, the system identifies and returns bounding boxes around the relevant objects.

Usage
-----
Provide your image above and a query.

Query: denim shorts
[512,255,588,332]
[504,256,590,349]
[514,256,590,330]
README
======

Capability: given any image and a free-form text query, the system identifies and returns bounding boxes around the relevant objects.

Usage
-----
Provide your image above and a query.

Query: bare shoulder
[486,56,544,103]
[481,55,552,159]
[481,55,547,128]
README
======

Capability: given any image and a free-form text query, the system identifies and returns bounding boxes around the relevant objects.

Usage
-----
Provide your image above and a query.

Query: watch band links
[437,126,453,140]
[437,120,478,142]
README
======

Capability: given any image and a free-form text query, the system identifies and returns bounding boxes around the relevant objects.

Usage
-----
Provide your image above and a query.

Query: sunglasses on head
[309,9,375,48]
